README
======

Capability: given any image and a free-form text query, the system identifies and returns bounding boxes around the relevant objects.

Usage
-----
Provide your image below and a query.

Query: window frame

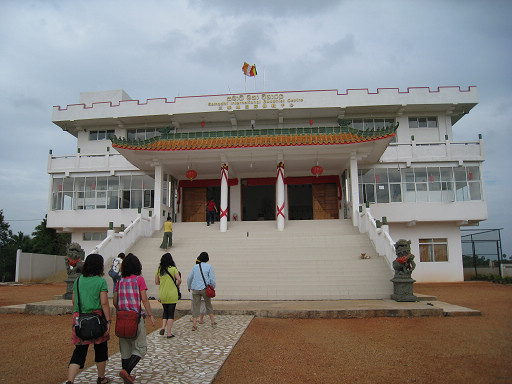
[419,238,448,262]
[408,116,438,129]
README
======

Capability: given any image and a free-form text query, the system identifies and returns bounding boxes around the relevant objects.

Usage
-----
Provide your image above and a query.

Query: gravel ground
[0,281,511,384]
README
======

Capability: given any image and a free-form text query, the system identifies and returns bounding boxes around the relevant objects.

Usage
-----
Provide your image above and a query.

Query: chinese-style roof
[111,122,397,152]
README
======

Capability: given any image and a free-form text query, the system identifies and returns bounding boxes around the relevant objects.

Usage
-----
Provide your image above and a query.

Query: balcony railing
[382,139,484,163]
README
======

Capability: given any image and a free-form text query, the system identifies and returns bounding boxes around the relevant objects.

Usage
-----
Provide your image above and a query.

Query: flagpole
[263,66,266,92]
[244,75,246,93]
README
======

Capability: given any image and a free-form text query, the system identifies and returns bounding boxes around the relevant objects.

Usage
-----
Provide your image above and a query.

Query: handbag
[108,259,120,279]
[115,277,141,339]
[199,263,216,298]
[164,268,182,300]
[108,268,118,279]
[74,276,107,341]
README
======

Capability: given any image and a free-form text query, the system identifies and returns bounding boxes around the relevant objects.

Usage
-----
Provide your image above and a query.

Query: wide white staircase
[124,219,393,300]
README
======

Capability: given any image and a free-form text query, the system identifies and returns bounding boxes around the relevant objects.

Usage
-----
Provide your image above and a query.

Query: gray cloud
[0,0,511,253]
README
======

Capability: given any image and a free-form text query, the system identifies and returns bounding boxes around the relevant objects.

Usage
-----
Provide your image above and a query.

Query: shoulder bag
[74,276,107,341]
[199,263,216,298]
[108,259,120,279]
[164,268,182,300]
[115,277,141,339]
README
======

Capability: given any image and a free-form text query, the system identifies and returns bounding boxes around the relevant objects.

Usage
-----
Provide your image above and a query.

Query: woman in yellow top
[155,252,181,338]
[160,216,173,251]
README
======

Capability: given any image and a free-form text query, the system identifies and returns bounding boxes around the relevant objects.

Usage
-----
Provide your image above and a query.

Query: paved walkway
[63,315,253,384]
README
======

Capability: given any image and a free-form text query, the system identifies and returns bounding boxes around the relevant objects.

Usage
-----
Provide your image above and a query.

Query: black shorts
[162,303,177,320]
[69,341,108,369]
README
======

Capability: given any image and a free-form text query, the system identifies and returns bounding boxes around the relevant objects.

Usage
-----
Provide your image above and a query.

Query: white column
[276,161,285,231]
[349,153,360,227]
[154,164,163,231]
[220,163,229,232]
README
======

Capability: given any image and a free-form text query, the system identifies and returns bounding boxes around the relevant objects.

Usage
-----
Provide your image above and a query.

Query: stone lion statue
[65,242,85,276]
[392,239,416,276]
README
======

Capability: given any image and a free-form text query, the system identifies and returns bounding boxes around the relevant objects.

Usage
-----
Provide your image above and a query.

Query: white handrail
[90,210,157,264]
[358,205,395,271]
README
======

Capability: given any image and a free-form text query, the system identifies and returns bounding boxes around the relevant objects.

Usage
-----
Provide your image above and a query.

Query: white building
[48,86,485,284]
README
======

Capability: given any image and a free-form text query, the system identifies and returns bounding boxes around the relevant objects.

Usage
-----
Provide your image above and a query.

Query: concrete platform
[0,296,481,318]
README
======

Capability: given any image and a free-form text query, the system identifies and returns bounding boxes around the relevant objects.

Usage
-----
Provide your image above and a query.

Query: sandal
[119,369,135,384]
[97,377,111,384]
[159,329,165,335]
[167,334,175,338]
[192,325,197,331]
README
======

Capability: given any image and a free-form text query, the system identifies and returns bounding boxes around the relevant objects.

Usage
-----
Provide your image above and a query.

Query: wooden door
[312,183,338,219]
[182,187,206,222]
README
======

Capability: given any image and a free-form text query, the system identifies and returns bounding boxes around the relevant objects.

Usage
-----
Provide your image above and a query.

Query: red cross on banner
[277,202,286,218]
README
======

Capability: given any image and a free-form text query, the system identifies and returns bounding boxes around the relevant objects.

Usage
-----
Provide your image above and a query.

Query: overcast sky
[1,0,511,255]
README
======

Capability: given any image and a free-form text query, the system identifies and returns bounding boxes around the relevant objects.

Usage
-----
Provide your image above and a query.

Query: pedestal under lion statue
[390,239,418,302]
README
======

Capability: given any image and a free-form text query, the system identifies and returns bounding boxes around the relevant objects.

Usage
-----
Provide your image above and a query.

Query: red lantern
[201,121,205,127]
[309,119,313,126]
[185,169,197,181]
[311,165,323,177]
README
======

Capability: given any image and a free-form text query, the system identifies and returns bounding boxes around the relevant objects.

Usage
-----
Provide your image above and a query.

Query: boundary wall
[15,251,67,283]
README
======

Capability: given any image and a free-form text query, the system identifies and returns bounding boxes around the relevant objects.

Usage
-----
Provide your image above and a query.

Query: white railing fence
[91,209,157,266]
[357,205,396,271]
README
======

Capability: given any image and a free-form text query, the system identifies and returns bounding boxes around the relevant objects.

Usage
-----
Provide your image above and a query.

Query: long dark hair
[121,253,142,278]
[196,251,209,264]
[82,254,104,277]
[159,253,176,276]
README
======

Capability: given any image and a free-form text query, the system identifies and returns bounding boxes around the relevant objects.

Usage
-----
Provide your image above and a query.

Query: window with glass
[83,232,107,241]
[347,119,395,131]
[127,128,162,141]
[51,175,155,211]
[408,117,438,128]
[359,166,482,204]
[419,238,448,262]
[89,130,115,141]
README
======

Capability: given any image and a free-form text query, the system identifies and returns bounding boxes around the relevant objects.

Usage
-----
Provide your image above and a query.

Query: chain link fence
[461,228,505,280]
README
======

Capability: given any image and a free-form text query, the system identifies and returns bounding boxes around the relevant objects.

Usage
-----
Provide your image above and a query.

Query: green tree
[31,216,70,256]
[11,231,33,252]
[0,210,16,281]
[0,210,13,247]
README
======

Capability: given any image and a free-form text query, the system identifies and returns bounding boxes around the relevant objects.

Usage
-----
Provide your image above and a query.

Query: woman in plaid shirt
[114,253,155,384]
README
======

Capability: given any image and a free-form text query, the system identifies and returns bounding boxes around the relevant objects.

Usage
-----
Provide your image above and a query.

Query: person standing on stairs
[114,253,155,384]
[155,252,181,338]
[206,199,218,226]
[160,216,173,251]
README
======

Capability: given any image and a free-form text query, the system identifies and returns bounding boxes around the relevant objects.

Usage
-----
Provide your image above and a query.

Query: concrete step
[115,220,394,300]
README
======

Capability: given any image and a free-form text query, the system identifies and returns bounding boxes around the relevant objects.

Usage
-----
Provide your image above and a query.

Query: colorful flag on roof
[242,62,257,76]
[242,62,250,75]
